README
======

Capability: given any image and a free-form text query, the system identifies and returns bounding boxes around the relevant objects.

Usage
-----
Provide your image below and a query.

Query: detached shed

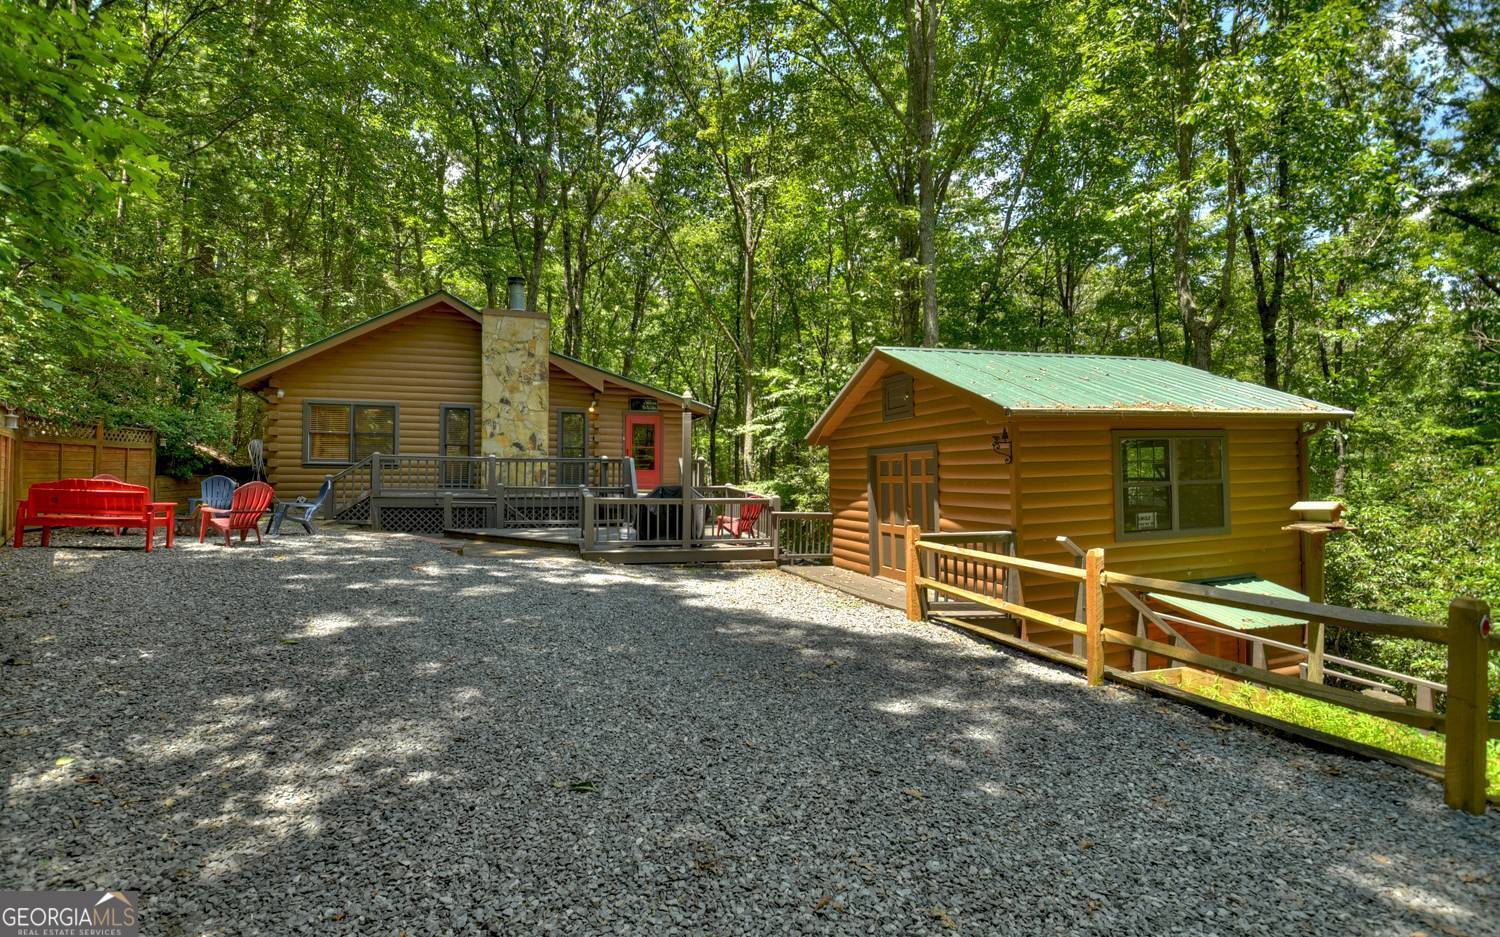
[805,347,1350,662]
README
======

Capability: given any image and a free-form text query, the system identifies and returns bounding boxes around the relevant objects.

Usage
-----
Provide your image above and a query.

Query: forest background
[3,0,1496,680]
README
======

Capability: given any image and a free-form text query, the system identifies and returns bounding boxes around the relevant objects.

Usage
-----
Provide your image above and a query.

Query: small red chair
[199,481,274,546]
[714,501,766,538]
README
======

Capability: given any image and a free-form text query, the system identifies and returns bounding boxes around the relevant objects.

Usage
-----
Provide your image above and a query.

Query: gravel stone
[1,528,1496,936]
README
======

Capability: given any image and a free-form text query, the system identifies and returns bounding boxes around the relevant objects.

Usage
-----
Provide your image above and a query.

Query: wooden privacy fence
[903,524,1498,816]
[2,420,156,541]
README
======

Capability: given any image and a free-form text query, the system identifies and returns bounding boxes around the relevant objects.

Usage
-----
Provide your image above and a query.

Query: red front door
[625,414,662,490]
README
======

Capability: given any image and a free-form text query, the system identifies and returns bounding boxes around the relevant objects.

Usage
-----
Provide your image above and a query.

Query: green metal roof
[1148,576,1310,632]
[877,348,1350,416]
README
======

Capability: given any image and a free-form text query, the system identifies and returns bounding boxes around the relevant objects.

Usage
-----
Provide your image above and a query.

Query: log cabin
[236,284,712,533]
[805,347,1352,669]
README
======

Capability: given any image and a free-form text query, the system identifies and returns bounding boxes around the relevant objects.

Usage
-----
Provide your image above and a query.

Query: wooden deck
[445,527,775,565]
[780,564,905,610]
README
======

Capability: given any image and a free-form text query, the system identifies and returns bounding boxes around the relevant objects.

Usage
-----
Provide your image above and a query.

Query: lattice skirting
[378,506,443,534]
[452,505,490,528]
[336,500,371,523]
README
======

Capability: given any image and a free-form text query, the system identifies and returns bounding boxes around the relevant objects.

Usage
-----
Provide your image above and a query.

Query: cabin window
[882,373,914,421]
[1114,431,1228,539]
[303,401,398,464]
[440,405,474,457]
[557,409,589,485]
[558,410,588,459]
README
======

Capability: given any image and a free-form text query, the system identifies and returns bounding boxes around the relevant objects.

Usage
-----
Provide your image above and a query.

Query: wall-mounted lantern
[991,428,1012,464]
[1,402,19,430]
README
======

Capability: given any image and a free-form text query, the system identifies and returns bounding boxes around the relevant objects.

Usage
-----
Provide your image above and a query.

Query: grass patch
[1142,669,1500,799]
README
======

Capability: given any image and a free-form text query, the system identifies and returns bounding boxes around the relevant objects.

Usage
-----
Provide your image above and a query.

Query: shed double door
[872,447,938,579]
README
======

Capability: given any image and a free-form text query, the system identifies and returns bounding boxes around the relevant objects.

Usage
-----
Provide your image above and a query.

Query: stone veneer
[480,307,550,457]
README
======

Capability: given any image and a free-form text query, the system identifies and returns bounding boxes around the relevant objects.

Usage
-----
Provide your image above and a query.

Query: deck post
[440,492,453,530]
[325,473,337,518]
[904,523,922,621]
[370,453,383,496]
[769,495,782,557]
[1443,597,1491,815]
[580,490,596,552]
[680,393,694,548]
[1085,548,1105,686]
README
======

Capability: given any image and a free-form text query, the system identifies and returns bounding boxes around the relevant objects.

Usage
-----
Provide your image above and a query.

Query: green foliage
[1149,671,1500,795]
[1325,426,1500,716]
[0,2,216,408]
[0,1,1493,692]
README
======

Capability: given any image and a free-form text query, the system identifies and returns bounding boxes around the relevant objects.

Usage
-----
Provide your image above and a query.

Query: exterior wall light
[991,428,1012,464]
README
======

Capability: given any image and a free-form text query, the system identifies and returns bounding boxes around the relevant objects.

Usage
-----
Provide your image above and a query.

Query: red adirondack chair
[714,501,766,538]
[199,481,274,546]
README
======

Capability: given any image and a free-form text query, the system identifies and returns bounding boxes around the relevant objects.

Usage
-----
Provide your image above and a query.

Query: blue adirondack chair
[186,475,237,521]
[270,479,331,535]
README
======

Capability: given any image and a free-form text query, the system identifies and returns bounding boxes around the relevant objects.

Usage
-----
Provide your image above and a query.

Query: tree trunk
[908,0,940,346]
[892,168,921,344]
[621,266,651,376]
[1147,224,1166,358]
[737,218,756,480]
[1171,0,1202,367]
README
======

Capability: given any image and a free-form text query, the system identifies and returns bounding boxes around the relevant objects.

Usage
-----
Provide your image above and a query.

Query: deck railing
[903,524,1498,815]
[771,511,833,564]
[580,488,776,551]
[325,453,634,522]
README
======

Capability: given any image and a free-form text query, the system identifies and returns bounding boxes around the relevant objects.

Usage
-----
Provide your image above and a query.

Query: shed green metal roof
[1148,576,1310,632]
[877,348,1350,416]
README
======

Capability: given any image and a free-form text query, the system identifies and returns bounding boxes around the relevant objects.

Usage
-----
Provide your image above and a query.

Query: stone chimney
[480,276,549,457]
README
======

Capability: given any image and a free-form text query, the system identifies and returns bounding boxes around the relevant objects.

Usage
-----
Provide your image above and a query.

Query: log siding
[821,358,1307,672]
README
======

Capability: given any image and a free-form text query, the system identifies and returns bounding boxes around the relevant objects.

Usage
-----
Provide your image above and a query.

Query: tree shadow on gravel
[0,529,1496,937]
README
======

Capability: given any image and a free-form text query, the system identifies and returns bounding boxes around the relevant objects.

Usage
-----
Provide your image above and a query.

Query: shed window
[304,401,397,464]
[882,373,914,421]
[1115,432,1228,538]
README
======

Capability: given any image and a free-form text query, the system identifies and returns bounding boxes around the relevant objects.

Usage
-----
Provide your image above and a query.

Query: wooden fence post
[1085,548,1106,686]
[1444,597,1491,815]
[1300,528,1329,683]
[905,523,922,621]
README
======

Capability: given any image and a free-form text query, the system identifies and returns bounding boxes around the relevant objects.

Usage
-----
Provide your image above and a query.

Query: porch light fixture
[587,394,598,416]
[991,428,1012,464]
[1,403,18,430]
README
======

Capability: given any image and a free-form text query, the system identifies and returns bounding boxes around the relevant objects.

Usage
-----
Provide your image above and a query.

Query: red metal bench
[13,479,176,552]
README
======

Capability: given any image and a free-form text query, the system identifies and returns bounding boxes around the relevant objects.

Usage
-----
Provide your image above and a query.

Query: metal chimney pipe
[506,276,526,311]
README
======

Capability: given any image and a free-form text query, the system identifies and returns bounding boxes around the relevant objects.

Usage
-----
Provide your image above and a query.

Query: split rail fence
[902,524,1497,815]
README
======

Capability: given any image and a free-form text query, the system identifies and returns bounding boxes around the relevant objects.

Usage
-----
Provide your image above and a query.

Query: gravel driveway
[2,529,1496,936]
